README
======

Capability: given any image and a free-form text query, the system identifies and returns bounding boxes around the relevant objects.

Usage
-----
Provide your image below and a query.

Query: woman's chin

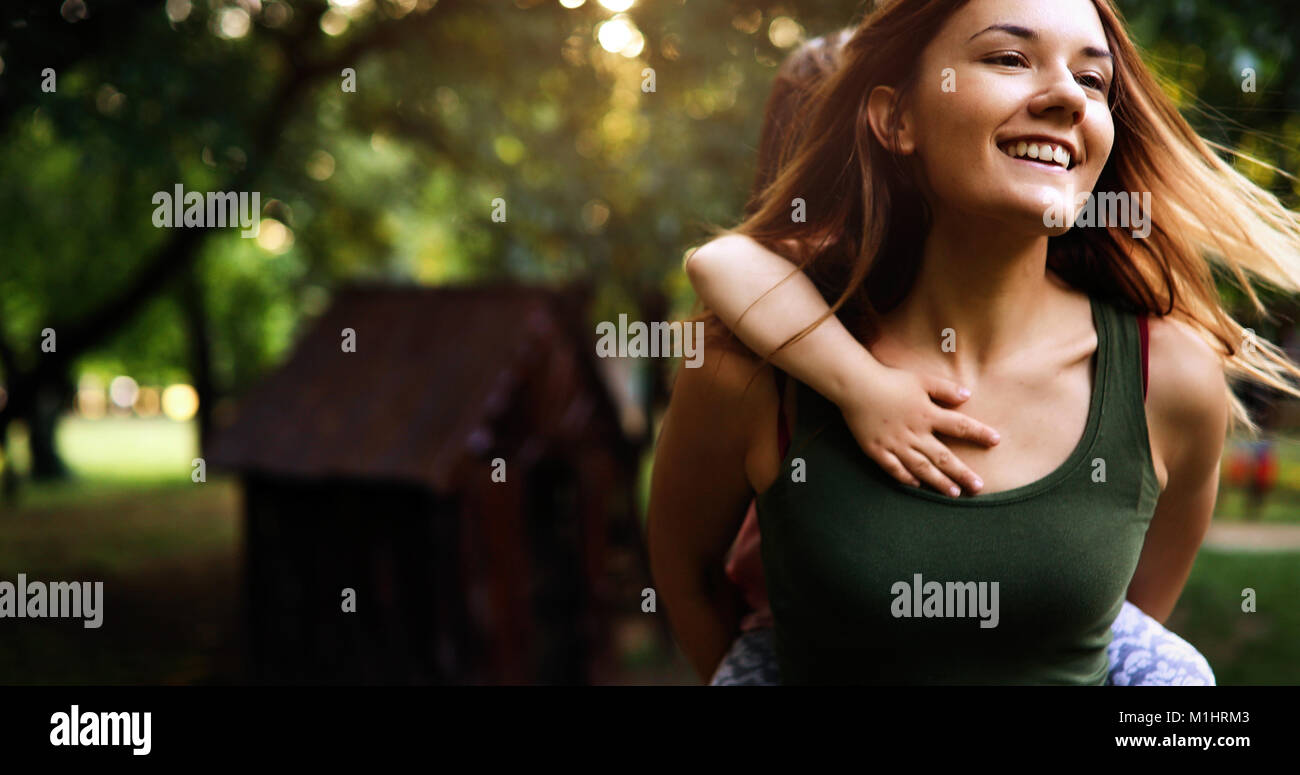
[947,190,1074,234]
[1039,219,1075,238]
[981,208,1073,239]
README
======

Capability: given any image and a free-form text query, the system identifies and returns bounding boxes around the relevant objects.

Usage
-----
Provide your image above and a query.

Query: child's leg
[709,629,781,685]
[710,600,1215,685]
[1106,600,1216,685]
[710,602,1215,685]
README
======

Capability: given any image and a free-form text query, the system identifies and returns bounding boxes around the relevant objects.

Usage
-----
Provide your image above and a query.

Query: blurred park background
[1,0,1299,684]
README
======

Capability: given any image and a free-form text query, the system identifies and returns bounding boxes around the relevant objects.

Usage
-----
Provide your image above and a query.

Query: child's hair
[746,28,855,217]
[701,0,1300,436]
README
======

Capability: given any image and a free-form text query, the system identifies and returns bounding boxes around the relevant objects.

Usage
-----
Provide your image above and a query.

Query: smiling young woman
[648,0,1300,685]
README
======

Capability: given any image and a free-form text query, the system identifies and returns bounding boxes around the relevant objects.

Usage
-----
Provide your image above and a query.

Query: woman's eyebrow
[967,23,1113,61]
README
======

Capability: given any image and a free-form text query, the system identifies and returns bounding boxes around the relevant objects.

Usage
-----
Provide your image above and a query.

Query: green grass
[3,415,198,498]
[1212,487,1300,523]
[55,415,199,479]
[0,414,241,683]
[1169,548,1300,685]
[0,476,241,578]
[2,415,205,512]
[2,416,226,577]
[0,477,243,684]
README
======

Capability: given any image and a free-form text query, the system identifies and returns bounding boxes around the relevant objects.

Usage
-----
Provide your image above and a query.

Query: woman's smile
[999,151,1071,177]
[997,138,1076,170]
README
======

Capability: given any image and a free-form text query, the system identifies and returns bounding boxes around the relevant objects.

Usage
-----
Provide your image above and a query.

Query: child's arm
[685,233,999,496]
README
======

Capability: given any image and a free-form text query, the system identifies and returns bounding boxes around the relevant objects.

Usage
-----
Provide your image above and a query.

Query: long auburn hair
[696,0,1300,435]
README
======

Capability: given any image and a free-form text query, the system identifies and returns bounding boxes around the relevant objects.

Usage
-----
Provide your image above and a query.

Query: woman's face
[894,0,1116,233]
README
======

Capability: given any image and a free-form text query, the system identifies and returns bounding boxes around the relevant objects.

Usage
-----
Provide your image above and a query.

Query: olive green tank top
[755,295,1161,684]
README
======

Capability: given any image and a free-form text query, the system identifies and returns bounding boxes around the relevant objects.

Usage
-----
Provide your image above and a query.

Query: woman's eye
[986,53,1027,67]
[1077,73,1107,91]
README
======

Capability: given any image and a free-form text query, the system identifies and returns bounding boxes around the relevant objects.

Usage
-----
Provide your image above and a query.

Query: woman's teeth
[1000,141,1072,169]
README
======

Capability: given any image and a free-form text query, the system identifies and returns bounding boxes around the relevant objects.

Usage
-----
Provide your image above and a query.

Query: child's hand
[837,367,1000,497]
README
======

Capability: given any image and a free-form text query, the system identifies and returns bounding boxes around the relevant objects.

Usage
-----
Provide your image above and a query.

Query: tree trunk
[0,430,15,503]
[28,379,70,481]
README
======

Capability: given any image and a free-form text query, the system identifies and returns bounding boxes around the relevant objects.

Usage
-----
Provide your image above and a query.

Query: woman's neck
[878,214,1073,383]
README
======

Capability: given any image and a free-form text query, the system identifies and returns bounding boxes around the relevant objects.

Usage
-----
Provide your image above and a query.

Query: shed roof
[206,282,635,493]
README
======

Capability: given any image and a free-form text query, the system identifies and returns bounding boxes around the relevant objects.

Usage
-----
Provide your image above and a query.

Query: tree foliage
[0,0,1297,482]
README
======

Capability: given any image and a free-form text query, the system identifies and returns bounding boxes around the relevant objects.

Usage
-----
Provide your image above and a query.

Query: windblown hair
[700,0,1300,435]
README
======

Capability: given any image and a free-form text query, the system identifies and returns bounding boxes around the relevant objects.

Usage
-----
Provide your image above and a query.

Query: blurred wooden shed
[206,282,646,684]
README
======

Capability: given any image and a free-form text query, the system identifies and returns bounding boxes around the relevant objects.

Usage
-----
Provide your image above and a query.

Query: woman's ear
[866,85,916,155]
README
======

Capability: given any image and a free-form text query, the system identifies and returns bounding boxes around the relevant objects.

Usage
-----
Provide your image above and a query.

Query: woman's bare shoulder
[1145,314,1230,474]
[670,337,777,428]
[1146,316,1228,419]
[668,337,781,488]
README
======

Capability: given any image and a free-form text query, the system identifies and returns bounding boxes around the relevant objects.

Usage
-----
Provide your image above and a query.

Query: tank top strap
[1098,296,1149,434]
[1091,295,1163,516]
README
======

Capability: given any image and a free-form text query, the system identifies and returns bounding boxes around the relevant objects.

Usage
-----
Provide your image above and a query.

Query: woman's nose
[1028,66,1089,127]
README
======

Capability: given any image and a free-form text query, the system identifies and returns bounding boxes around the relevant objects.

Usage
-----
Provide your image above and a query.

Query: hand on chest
[932,356,1097,495]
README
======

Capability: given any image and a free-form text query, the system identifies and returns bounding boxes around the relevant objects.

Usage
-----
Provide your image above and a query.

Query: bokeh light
[109,376,140,410]
[75,375,106,419]
[165,0,193,23]
[596,14,644,58]
[306,150,336,181]
[162,384,200,422]
[256,218,295,254]
[768,17,805,49]
[320,9,349,36]
[215,7,251,40]
[135,386,161,418]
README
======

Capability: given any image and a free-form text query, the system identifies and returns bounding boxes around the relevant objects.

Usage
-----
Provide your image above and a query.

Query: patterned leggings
[710,600,1215,685]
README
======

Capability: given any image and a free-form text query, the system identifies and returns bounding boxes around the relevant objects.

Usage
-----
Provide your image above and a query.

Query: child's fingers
[899,447,962,497]
[923,375,972,405]
[872,448,922,488]
[932,408,1001,447]
[916,436,984,495]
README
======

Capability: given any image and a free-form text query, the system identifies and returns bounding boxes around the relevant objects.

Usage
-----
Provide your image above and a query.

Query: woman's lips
[1001,152,1071,174]
[999,140,1074,170]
